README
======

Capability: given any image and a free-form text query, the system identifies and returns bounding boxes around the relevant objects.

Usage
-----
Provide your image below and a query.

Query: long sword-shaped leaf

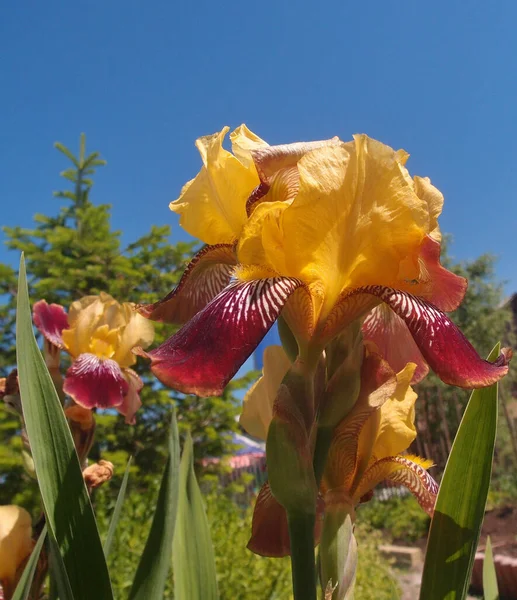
[11,526,47,600]
[47,530,74,600]
[483,536,499,600]
[173,432,218,600]
[104,456,132,557]
[420,344,501,600]
[16,254,113,600]
[128,408,179,600]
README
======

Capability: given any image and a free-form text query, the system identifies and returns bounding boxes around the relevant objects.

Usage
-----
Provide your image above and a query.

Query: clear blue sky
[1,1,516,296]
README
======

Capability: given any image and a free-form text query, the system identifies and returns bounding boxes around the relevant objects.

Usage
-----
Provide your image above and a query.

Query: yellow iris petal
[0,505,33,591]
[230,124,269,169]
[413,176,444,242]
[371,362,418,460]
[170,127,259,244]
[239,345,291,440]
[62,296,106,356]
[112,309,155,368]
[62,294,154,367]
[238,136,433,328]
[88,324,119,359]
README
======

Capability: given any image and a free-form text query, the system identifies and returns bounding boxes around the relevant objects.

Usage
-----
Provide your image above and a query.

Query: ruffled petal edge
[135,276,303,396]
[137,244,236,325]
[33,299,70,348]
[63,353,129,409]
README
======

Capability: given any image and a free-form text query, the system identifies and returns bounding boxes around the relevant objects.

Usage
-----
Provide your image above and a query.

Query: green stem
[288,513,317,600]
[313,426,333,487]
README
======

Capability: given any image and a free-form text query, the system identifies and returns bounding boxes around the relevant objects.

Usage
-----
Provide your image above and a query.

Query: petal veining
[63,353,129,409]
[135,277,302,396]
[33,299,69,348]
[357,286,511,388]
[137,244,236,324]
[363,304,429,383]
[355,455,438,516]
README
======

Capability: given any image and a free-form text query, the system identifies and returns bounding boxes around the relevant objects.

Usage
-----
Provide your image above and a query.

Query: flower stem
[313,426,333,487]
[287,512,317,600]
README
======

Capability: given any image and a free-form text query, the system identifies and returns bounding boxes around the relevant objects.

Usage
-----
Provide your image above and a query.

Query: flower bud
[319,323,364,429]
[65,405,96,464]
[266,364,318,516]
[319,490,357,600]
[83,460,114,489]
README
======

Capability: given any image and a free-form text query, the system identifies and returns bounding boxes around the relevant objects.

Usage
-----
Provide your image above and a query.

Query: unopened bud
[83,460,113,489]
[319,491,358,600]
[267,364,318,515]
[1,371,22,416]
[21,451,36,480]
[65,405,96,463]
[319,323,364,428]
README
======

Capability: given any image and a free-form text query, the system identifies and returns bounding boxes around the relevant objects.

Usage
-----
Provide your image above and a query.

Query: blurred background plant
[94,481,399,599]
[0,135,255,513]
[413,246,517,505]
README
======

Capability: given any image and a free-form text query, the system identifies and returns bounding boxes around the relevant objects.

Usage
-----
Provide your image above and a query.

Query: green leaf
[60,169,78,183]
[47,530,75,600]
[173,432,218,600]
[483,536,499,600]
[319,509,357,599]
[419,344,501,600]
[128,408,180,600]
[53,190,76,201]
[16,254,113,600]
[104,456,132,558]
[54,142,79,167]
[11,525,47,600]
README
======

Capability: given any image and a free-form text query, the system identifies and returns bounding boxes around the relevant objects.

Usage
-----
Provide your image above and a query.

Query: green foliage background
[414,244,517,499]
[95,482,399,600]
[0,135,253,509]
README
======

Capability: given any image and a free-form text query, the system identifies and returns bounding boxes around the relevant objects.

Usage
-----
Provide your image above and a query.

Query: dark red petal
[362,305,429,383]
[135,277,302,396]
[137,244,236,324]
[63,353,129,409]
[246,182,270,215]
[247,482,325,557]
[412,235,467,311]
[33,300,69,348]
[357,286,511,388]
[247,483,291,557]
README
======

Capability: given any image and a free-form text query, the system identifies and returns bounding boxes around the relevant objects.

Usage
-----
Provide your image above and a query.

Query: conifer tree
[414,246,516,483]
[0,135,251,505]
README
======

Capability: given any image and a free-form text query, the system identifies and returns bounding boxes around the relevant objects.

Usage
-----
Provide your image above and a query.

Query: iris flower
[0,505,33,599]
[137,126,510,394]
[33,293,154,423]
[240,345,438,557]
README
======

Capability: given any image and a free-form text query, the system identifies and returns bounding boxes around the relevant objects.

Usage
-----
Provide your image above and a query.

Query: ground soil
[479,505,517,557]
[395,505,516,598]
[407,505,517,558]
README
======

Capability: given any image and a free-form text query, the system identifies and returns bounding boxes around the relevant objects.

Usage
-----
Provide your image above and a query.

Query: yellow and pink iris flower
[136,125,510,395]
[33,293,154,423]
[240,345,437,557]
[0,505,33,598]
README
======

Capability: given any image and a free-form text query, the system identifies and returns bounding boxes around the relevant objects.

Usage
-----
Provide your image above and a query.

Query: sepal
[135,277,302,396]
